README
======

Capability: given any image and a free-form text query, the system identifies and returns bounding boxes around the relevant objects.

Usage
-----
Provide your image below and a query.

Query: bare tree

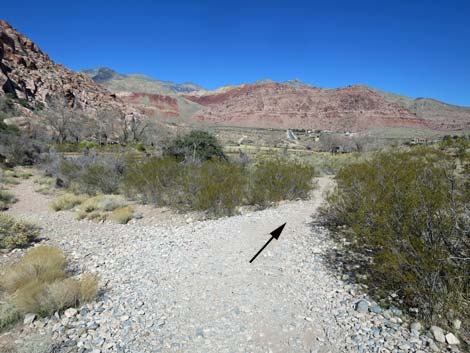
[120,113,152,144]
[42,95,80,144]
[93,107,122,144]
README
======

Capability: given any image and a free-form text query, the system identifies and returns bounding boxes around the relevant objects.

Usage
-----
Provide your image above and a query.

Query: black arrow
[249,223,286,263]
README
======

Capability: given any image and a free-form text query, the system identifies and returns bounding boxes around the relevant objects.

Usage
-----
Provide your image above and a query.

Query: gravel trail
[4,178,435,353]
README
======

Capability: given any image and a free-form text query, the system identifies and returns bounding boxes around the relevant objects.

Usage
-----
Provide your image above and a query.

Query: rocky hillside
[183,83,429,131]
[0,20,131,127]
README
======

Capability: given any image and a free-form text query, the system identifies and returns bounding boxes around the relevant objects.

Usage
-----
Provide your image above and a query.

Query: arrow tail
[249,236,274,263]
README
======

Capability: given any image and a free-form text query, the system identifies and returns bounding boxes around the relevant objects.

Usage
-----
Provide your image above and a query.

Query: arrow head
[270,223,286,240]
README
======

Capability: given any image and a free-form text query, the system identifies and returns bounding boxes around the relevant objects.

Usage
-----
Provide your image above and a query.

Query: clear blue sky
[3,0,470,106]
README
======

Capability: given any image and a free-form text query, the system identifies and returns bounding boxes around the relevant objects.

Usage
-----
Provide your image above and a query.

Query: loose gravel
[1,177,460,352]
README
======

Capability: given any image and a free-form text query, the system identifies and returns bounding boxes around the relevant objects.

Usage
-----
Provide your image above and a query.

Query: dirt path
[4,178,428,353]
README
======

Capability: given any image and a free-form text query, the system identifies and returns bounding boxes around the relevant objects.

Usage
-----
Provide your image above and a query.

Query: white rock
[445,333,460,345]
[452,319,461,330]
[64,308,78,318]
[23,313,36,325]
[410,322,421,332]
[430,326,445,343]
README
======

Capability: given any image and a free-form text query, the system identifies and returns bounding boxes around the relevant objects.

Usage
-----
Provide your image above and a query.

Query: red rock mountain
[2,19,470,134]
[183,83,428,131]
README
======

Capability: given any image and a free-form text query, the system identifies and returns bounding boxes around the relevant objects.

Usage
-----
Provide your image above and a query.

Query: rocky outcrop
[0,20,131,122]
[184,83,429,131]
[117,92,179,117]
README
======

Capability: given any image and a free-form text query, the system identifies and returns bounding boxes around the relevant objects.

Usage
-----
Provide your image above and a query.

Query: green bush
[0,213,40,250]
[57,153,124,195]
[134,143,146,152]
[123,157,187,206]
[322,148,470,327]
[124,157,316,216]
[188,161,247,215]
[0,120,20,135]
[249,159,315,207]
[164,130,226,162]
[79,141,100,150]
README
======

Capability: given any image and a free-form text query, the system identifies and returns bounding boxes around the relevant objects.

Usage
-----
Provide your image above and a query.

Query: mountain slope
[372,88,470,131]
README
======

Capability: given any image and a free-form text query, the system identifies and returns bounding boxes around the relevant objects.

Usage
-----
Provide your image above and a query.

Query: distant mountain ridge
[2,19,470,135]
[81,67,204,95]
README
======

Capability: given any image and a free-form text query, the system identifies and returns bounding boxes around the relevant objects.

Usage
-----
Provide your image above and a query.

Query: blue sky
[3,0,470,105]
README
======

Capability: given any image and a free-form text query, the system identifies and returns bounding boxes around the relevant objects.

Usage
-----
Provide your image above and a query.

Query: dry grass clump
[50,193,85,211]
[0,189,16,210]
[0,246,98,318]
[111,206,135,224]
[33,176,55,195]
[3,169,32,180]
[80,195,127,213]
[76,195,134,224]
[0,213,40,250]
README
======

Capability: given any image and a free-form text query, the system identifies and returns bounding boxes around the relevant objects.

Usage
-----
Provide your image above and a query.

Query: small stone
[64,308,78,318]
[398,342,411,350]
[452,319,461,330]
[445,333,460,345]
[410,322,421,332]
[23,313,36,325]
[429,341,440,352]
[196,327,204,338]
[369,305,382,314]
[355,300,369,314]
[430,326,445,343]
[120,315,130,322]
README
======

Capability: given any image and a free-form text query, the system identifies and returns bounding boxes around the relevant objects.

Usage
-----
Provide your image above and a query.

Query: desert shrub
[0,246,98,317]
[80,195,127,212]
[0,302,21,332]
[322,148,470,327]
[134,143,146,152]
[50,193,85,211]
[0,133,43,167]
[79,141,100,150]
[33,176,55,195]
[55,151,125,195]
[0,120,20,135]
[111,206,135,224]
[123,157,186,206]
[188,161,247,215]
[124,157,245,214]
[77,195,129,223]
[124,156,316,216]
[1,246,67,294]
[0,190,16,210]
[0,213,40,250]
[249,159,315,207]
[164,130,226,162]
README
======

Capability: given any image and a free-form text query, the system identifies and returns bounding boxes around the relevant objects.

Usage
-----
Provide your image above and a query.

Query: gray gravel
[4,177,459,352]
